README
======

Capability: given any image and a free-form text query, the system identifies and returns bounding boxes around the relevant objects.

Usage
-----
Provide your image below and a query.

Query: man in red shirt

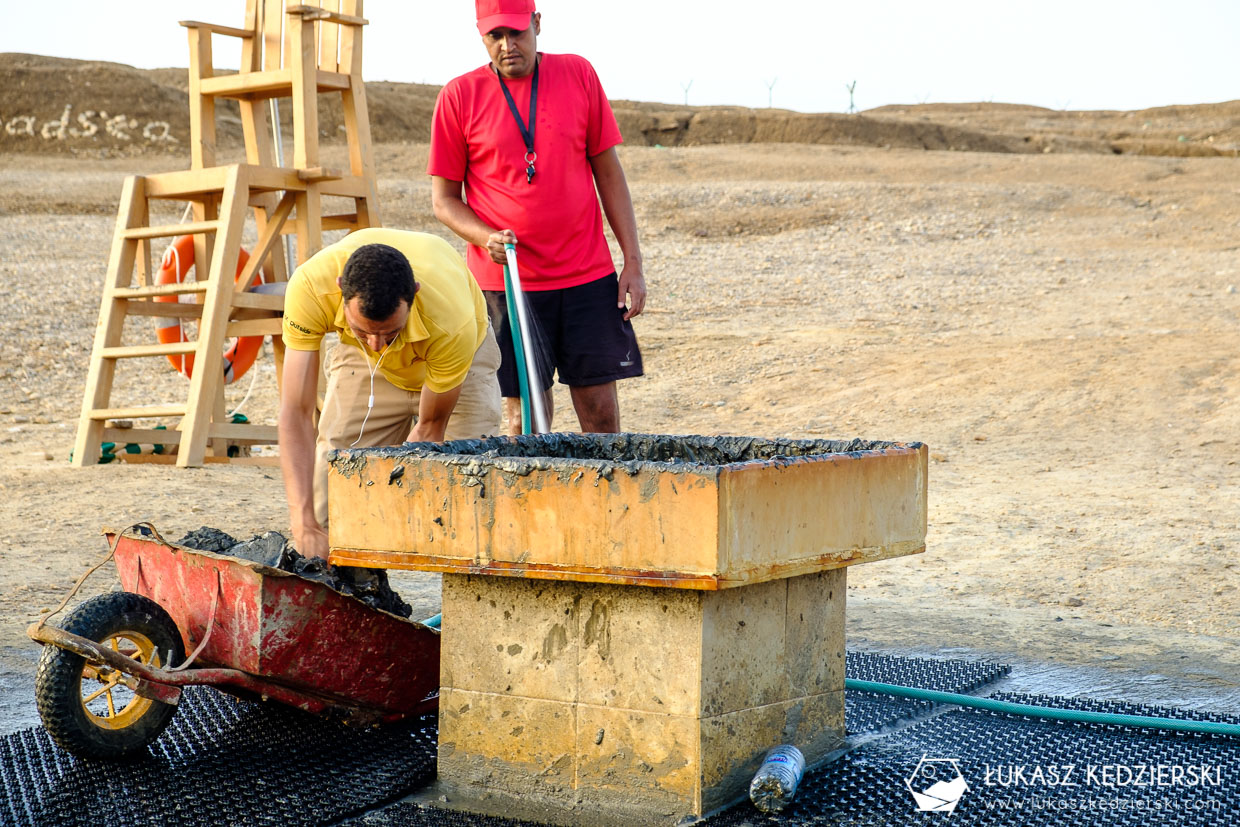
[428,0,645,434]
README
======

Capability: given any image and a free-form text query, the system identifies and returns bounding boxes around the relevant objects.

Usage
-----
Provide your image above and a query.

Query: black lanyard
[496,59,539,183]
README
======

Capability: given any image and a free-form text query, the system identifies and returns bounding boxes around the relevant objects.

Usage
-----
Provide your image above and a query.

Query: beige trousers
[313,326,502,524]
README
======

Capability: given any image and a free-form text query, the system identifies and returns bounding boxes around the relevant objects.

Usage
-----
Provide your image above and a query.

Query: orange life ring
[154,235,264,384]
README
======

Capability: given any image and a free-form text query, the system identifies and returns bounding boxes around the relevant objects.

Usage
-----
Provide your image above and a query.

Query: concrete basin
[327,433,927,587]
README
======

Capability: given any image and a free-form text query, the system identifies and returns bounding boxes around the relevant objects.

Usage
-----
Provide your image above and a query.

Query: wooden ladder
[72,0,380,467]
[73,166,293,466]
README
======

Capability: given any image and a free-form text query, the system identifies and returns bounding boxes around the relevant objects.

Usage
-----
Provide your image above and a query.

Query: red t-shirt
[428,53,622,291]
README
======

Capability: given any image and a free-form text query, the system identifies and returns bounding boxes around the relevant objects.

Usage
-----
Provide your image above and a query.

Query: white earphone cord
[349,342,389,448]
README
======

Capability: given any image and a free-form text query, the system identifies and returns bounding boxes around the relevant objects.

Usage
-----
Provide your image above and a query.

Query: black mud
[174,527,413,618]
[331,432,920,478]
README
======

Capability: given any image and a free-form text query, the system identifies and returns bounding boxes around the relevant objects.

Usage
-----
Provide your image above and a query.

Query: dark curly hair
[339,244,418,320]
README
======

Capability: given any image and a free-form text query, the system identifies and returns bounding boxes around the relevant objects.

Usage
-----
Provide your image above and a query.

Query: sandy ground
[0,141,1237,735]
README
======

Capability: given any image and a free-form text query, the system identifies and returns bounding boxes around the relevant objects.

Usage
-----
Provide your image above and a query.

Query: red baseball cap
[475,0,537,35]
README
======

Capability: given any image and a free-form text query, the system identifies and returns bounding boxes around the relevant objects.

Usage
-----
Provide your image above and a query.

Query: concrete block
[700,578,789,716]
[437,569,849,821]
[440,574,579,702]
[576,704,700,810]
[576,585,702,715]
[786,569,847,695]
[438,688,576,799]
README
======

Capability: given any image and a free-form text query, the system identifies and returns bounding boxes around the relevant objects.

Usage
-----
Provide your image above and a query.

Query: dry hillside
[2,53,1237,160]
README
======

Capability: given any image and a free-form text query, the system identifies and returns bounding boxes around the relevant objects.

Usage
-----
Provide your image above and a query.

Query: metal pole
[504,245,551,434]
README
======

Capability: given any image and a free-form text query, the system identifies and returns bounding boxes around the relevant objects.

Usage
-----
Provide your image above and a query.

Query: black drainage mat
[844,652,1009,735]
[704,694,1240,827]
[25,655,1200,827]
[0,654,1008,827]
[0,687,438,827]
[349,694,1240,827]
[342,655,1013,827]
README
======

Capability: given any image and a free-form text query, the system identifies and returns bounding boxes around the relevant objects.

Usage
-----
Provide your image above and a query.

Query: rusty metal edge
[106,529,440,627]
[328,548,728,589]
[102,528,298,580]
[328,542,927,590]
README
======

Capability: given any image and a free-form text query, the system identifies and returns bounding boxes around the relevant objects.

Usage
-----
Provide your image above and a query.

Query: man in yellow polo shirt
[279,228,501,560]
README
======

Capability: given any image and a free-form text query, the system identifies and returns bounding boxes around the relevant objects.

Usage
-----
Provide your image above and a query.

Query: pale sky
[4,1,1236,113]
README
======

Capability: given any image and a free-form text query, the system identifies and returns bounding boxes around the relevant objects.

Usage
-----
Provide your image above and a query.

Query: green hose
[846,678,1240,738]
[417,611,1232,737]
[407,626,1233,736]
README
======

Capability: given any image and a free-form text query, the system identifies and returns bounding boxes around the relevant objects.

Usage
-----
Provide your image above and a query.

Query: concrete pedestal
[327,435,927,823]
[437,569,846,821]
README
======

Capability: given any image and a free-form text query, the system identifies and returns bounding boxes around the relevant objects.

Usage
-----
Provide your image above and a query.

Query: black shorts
[483,272,643,397]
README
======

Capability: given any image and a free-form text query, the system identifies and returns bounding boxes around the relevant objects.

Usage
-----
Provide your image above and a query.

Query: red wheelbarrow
[27,527,440,760]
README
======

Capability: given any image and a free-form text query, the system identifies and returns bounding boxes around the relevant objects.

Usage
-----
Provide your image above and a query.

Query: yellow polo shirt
[282,228,488,394]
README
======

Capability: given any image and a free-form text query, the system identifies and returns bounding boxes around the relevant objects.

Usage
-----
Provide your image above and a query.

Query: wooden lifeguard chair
[72,0,380,467]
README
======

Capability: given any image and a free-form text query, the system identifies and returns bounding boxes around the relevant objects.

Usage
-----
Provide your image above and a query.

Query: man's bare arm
[407,384,464,444]
[278,348,328,560]
[431,175,516,266]
[590,146,646,320]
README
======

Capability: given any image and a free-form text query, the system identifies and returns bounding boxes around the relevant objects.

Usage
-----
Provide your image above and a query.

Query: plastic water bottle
[748,744,806,814]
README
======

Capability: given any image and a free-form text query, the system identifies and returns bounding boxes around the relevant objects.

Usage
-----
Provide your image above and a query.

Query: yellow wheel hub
[79,631,163,730]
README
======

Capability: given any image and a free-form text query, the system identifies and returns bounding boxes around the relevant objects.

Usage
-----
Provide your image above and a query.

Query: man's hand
[293,521,329,561]
[618,260,646,320]
[431,176,512,265]
[406,422,440,444]
[589,147,645,321]
[486,230,518,265]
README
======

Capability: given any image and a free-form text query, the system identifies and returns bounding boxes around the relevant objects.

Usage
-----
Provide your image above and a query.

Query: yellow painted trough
[327,434,927,588]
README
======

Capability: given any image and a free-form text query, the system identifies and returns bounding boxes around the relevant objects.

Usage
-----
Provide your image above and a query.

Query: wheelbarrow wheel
[35,591,185,760]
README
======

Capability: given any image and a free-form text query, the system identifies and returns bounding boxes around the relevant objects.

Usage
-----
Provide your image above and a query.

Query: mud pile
[175,527,413,619]
[372,432,904,464]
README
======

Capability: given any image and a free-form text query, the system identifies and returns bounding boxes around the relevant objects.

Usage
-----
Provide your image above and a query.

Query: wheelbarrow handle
[28,621,187,704]
[28,621,317,705]
[27,621,426,722]
[27,621,280,705]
